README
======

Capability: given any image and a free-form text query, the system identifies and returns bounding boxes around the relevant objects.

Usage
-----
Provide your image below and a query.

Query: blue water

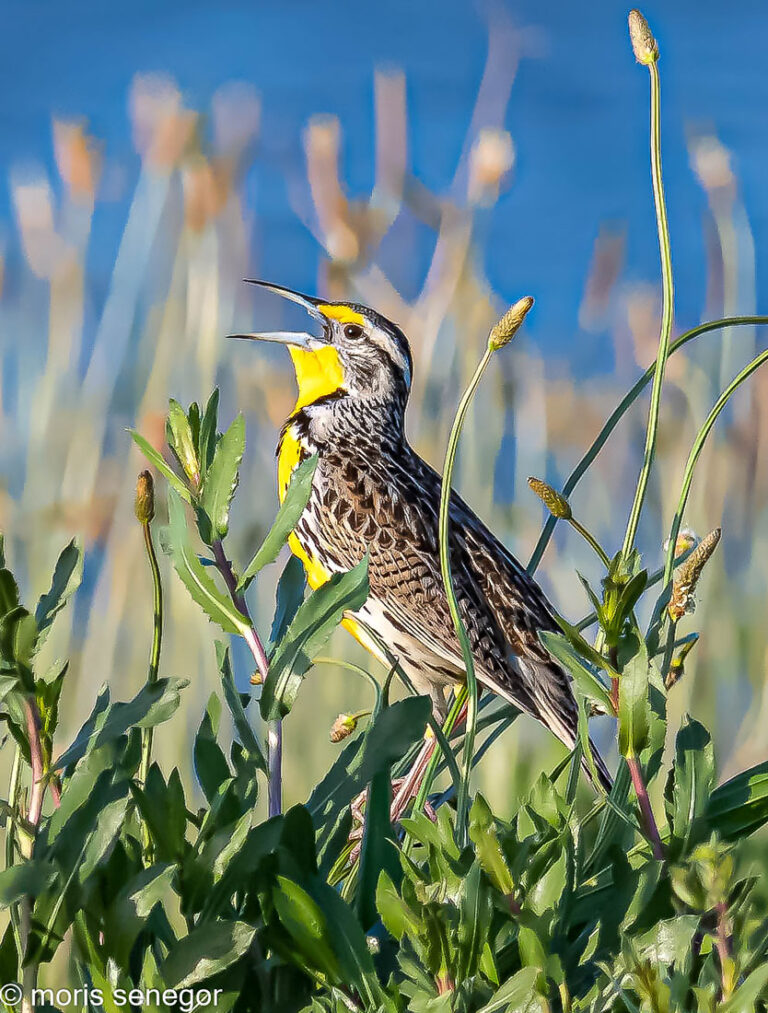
[1,0,767,346]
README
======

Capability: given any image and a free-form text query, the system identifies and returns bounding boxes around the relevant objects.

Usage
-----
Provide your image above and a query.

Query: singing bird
[233,282,612,791]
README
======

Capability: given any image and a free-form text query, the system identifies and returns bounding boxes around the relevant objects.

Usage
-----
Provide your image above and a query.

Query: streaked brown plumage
[235,282,612,791]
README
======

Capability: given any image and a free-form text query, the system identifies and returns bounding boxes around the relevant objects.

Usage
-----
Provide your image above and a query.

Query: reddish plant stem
[210,539,280,815]
[715,900,733,999]
[626,754,665,860]
[23,699,45,834]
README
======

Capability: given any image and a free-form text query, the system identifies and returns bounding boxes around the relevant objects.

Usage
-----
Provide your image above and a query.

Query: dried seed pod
[668,528,721,621]
[527,477,572,520]
[134,470,155,524]
[330,712,358,743]
[489,296,534,351]
[628,10,659,65]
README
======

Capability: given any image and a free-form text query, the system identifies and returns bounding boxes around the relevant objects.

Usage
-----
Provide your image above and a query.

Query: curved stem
[568,518,612,569]
[438,343,495,846]
[525,315,768,576]
[622,58,673,557]
[660,347,768,595]
[138,522,163,791]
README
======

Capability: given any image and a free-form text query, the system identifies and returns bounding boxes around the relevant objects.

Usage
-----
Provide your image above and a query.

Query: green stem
[407,688,468,853]
[569,518,612,569]
[139,519,163,861]
[526,316,768,576]
[438,343,495,847]
[621,58,674,558]
[5,745,23,955]
[660,347,768,596]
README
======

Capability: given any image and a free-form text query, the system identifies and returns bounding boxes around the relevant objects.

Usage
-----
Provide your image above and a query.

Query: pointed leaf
[161,920,255,988]
[199,388,220,476]
[540,630,613,713]
[665,716,714,852]
[260,557,369,721]
[167,398,201,485]
[238,456,318,590]
[34,539,83,644]
[618,641,651,758]
[130,431,192,503]
[164,490,250,635]
[199,413,245,540]
[268,555,306,649]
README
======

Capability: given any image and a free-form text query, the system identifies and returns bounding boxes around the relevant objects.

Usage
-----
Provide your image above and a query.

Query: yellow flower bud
[527,477,572,520]
[488,296,534,351]
[134,470,155,525]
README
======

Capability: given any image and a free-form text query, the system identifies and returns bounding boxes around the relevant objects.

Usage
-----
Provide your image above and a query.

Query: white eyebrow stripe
[370,328,411,387]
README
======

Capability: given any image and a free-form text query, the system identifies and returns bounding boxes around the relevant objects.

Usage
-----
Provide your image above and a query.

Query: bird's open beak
[227,280,330,349]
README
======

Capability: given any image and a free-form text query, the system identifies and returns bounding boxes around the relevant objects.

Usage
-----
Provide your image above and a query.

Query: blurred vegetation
[0,7,767,1008]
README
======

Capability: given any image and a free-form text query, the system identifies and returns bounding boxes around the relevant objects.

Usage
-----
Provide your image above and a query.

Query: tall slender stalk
[621,17,673,559]
[526,314,768,575]
[437,298,533,846]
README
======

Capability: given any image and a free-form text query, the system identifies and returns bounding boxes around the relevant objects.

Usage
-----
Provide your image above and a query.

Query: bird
[232,281,612,792]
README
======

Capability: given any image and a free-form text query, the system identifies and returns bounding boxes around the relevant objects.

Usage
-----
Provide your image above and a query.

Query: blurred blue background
[2,0,766,346]
[1,0,767,807]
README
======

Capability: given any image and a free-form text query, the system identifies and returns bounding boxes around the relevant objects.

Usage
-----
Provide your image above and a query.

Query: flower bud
[665,633,699,690]
[628,10,658,65]
[250,670,264,686]
[489,296,534,351]
[668,527,721,621]
[527,477,572,520]
[330,712,358,743]
[134,470,155,524]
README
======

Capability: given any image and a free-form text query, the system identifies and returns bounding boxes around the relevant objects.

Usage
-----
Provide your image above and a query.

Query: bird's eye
[344,323,364,340]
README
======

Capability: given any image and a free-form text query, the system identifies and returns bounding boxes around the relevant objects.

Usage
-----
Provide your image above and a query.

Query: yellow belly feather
[277,337,381,656]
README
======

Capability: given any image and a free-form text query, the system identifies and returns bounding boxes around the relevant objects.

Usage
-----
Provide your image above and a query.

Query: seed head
[330,713,358,743]
[489,296,534,351]
[134,470,155,524]
[668,527,721,621]
[628,10,658,65]
[527,477,572,520]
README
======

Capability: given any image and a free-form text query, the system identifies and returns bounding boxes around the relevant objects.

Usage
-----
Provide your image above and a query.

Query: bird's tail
[522,659,614,794]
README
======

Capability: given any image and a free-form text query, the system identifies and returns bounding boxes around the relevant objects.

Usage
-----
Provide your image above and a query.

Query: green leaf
[618,640,651,758]
[477,966,545,1012]
[54,677,187,770]
[164,490,250,635]
[130,765,188,862]
[540,630,613,713]
[273,876,341,980]
[34,539,83,643]
[217,643,266,774]
[0,567,20,619]
[130,431,192,504]
[161,920,256,988]
[554,614,620,681]
[194,695,231,803]
[356,765,395,931]
[238,455,318,591]
[268,555,306,649]
[199,413,245,541]
[167,398,201,485]
[665,716,714,854]
[720,962,768,1013]
[0,861,57,907]
[457,861,492,981]
[305,879,386,1008]
[104,864,176,966]
[469,795,515,896]
[199,388,220,476]
[0,674,19,705]
[375,870,422,941]
[706,759,768,840]
[260,557,369,721]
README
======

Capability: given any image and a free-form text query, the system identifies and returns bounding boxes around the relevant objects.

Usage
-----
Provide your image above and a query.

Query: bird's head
[230,282,413,413]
